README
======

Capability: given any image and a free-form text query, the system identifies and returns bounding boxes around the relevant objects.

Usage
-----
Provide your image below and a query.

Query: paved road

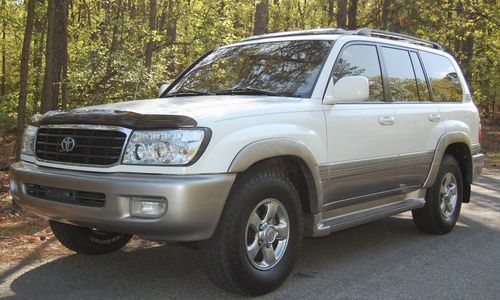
[1,168,499,299]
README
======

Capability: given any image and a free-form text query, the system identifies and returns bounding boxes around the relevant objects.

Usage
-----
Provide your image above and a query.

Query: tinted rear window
[420,52,463,102]
[381,47,419,101]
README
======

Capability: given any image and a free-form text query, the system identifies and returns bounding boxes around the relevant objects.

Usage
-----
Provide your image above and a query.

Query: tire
[50,220,132,255]
[199,169,303,296]
[412,155,463,234]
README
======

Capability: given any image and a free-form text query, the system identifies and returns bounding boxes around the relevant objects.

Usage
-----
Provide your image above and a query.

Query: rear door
[322,43,399,211]
[380,46,443,188]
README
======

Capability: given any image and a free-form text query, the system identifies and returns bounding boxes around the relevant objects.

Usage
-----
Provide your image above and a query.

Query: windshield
[167,40,334,98]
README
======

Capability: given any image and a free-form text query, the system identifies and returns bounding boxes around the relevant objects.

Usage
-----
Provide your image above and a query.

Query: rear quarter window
[420,52,463,102]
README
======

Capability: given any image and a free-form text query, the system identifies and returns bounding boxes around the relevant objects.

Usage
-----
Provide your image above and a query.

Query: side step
[315,198,425,236]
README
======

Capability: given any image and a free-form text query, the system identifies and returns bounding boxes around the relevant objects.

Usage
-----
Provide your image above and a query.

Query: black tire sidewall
[215,171,303,294]
[50,220,132,255]
[428,156,463,231]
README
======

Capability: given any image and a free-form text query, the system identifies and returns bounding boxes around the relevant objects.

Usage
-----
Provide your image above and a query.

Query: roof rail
[242,28,348,42]
[241,27,443,51]
[354,28,443,50]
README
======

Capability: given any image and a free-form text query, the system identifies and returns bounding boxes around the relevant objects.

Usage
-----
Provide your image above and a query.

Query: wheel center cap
[264,226,276,244]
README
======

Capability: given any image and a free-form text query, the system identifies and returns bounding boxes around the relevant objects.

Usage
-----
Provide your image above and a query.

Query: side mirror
[158,83,170,98]
[323,76,369,104]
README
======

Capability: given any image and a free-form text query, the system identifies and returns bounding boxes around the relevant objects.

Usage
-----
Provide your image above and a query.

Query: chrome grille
[35,126,127,166]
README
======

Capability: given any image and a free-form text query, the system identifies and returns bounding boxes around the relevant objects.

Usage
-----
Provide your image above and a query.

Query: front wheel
[412,155,463,234]
[199,169,303,296]
[50,220,132,255]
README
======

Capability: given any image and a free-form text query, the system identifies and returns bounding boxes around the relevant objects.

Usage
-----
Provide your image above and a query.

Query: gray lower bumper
[472,153,484,179]
[9,162,235,241]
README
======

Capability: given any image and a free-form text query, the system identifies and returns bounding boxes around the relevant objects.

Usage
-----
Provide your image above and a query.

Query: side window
[381,47,419,101]
[409,52,431,101]
[420,52,463,102]
[333,44,384,101]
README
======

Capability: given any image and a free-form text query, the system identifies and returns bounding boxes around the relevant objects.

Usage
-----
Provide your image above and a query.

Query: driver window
[332,44,384,101]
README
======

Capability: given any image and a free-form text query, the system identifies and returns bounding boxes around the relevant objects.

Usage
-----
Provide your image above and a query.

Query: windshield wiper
[215,87,285,97]
[165,88,214,97]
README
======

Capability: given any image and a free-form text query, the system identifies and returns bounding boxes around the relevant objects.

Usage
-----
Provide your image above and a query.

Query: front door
[322,43,399,211]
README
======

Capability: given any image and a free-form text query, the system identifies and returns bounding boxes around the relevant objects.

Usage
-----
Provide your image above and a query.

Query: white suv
[10,28,484,295]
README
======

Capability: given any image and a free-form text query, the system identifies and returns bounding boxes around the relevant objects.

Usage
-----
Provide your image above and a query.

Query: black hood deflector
[33,110,197,129]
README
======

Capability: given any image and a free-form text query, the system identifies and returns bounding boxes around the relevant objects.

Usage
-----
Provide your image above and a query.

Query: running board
[313,198,425,237]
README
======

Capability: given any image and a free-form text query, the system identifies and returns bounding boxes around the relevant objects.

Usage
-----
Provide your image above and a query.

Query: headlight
[21,125,38,156]
[123,129,210,165]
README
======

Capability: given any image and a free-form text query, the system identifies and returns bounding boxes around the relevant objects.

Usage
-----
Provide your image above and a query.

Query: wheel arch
[424,132,473,202]
[228,139,323,214]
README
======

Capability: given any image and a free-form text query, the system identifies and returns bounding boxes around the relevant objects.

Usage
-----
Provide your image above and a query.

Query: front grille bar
[35,125,131,166]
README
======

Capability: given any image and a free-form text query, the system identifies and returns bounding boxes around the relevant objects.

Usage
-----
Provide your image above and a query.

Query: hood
[78,95,305,123]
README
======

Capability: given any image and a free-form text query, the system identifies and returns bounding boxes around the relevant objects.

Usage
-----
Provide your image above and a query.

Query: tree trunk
[462,32,474,83]
[347,0,357,30]
[16,0,36,160]
[253,0,269,35]
[144,0,157,70]
[328,0,335,26]
[166,0,176,45]
[40,0,69,113]
[454,1,463,54]
[61,55,68,109]
[32,12,46,114]
[337,0,347,29]
[381,0,389,30]
[1,0,6,96]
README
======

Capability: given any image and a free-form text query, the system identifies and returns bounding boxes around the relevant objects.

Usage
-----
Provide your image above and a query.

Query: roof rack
[241,28,348,42]
[241,27,443,51]
[354,28,443,50]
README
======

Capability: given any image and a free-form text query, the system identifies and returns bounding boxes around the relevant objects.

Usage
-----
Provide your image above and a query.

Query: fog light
[130,197,167,218]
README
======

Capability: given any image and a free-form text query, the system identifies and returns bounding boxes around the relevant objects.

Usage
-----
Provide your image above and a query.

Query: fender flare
[228,138,323,213]
[423,131,472,188]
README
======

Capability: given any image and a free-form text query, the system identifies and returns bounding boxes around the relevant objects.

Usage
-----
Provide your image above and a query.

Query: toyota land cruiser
[10,28,484,295]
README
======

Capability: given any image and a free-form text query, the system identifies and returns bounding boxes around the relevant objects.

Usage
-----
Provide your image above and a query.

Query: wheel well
[444,142,472,203]
[236,156,318,214]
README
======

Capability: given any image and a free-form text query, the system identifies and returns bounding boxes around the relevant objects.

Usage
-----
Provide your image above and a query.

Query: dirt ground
[0,123,499,265]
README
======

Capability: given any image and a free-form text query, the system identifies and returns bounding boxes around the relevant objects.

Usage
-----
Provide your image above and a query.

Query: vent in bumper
[35,127,127,166]
[26,184,106,207]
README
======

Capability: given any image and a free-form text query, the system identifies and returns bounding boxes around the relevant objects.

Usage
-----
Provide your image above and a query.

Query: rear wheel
[412,155,463,234]
[199,169,303,296]
[50,220,132,255]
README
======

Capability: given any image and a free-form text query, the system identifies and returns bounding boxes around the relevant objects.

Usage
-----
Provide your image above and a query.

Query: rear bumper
[472,153,484,180]
[9,161,235,241]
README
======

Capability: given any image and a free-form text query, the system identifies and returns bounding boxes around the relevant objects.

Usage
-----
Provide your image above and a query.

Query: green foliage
[0,0,498,125]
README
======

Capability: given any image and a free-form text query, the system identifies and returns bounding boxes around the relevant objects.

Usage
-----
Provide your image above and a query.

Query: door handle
[379,116,395,126]
[378,116,395,126]
[428,113,441,122]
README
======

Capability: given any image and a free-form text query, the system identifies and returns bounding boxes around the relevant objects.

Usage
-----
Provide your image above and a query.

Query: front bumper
[9,161,235,241]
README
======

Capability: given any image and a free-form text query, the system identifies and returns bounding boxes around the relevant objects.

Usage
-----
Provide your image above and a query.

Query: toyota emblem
[60,137,76,152]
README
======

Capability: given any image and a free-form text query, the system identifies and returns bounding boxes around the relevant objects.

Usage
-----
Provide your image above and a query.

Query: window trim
[409,50,433,102]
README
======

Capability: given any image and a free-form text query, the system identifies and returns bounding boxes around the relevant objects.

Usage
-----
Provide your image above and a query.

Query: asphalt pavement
[1,168,499,299]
